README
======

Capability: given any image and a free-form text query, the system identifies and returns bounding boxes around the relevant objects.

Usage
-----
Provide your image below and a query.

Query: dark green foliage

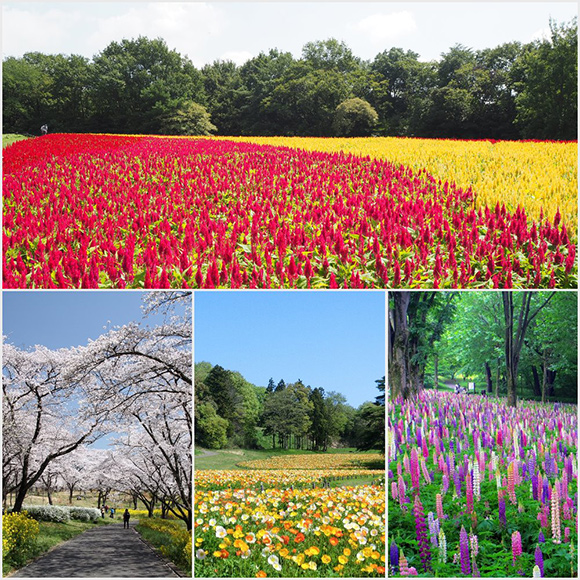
[514,18,578,139]
[5,21,575,138]
[333,97,378,136]
[195,364,384,453]
[158,100,216,135]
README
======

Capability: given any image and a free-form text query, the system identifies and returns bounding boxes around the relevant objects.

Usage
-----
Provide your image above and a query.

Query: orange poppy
[329,536,339,546]
[295,532,305,543]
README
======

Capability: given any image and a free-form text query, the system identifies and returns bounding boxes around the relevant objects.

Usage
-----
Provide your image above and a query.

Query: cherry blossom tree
[3,291,192,516]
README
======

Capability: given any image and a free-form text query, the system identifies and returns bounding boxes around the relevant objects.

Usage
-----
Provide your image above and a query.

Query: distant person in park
[123,509,131,529]
[40,124,48,135]
[101,506,105,518]
[110,507,115,518]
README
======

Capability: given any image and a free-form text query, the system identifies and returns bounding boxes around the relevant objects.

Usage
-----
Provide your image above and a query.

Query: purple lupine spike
[460,525,471,575]
[390,540,399,573]
[538,530,545,543]
[528,452,536,477]
[542,479,550,504]
[413,495,432,572]
[499,496,506,526]
[427,512,438,546]
[454,471,461,497]
[532,473,539,501]
[534,545,544,577]
[411,448,420,489]
[442,474,449,496]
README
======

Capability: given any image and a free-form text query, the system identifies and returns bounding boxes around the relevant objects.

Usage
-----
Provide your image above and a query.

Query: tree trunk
[389,292,411,400]
[434,354,439,390]
[484,362,493,393]
[547,369,556,397]
[506,364,517,407]
[541,357,547,403]
[12,484,29,513]
[531,366,542,397]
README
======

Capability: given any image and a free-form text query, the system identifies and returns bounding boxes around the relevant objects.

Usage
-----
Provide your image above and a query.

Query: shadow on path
[13,522,179,578]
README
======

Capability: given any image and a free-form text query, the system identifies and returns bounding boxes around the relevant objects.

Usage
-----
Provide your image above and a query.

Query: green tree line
[388,292,577,406]
[194,362,384,453]
[3,18,577,139]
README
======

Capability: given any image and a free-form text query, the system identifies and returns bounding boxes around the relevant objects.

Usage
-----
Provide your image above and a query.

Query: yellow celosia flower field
[224,136,577,235]
[195,453,385,577]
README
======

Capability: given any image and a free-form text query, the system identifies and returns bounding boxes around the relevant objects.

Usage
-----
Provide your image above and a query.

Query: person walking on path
[123,509,131,529]
[40,124,48,135]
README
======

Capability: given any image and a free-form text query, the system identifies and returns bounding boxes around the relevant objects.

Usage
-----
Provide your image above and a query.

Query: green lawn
[3,133,29,148]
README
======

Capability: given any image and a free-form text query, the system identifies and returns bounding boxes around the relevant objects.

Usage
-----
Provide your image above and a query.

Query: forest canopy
[3,18,577,139]
[388,291,577,406]
[194,362,385,453]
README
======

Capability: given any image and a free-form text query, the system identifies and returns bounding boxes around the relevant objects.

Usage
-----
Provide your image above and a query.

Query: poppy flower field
[194,454,385,577]
[3,134,576,289]
[388,391,578,577]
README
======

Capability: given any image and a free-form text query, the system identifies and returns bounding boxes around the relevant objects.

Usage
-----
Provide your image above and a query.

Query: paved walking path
[13,522,180,577]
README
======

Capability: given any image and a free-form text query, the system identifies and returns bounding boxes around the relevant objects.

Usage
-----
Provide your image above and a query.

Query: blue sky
[3,2,577,66]
[2,290,168,349]
[194,290,386,408]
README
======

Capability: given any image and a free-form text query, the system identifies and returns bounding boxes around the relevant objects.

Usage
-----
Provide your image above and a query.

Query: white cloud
[85,3,224,59]
[355,11,417,44]
[530,26,551,42]
[2,6,83,57]
[2,3,225,61]
[220,50,253,66]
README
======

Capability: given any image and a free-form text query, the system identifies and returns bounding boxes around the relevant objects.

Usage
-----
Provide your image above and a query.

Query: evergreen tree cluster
[194,362,385,452]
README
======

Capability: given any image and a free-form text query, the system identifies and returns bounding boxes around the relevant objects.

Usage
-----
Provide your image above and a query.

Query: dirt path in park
[196,448,217,457]
[12,522,180,578]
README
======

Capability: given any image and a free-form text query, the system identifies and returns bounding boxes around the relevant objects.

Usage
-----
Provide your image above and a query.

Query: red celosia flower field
[3,134,576,288]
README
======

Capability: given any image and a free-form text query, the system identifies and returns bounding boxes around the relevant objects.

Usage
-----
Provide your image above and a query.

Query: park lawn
[2,133,29,148]
[3,518,114,576]
[194,447,376,470]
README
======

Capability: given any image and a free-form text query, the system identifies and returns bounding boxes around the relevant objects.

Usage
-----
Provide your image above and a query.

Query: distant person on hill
[110,507,115,518]
[40,124,48,135]
[123,509,131,529]
[100,506,105,518]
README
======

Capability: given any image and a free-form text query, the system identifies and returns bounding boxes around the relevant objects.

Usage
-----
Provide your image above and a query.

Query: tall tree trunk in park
[502,291,554,408]
[531,366,542,397]
[389,292,411,400]
[495,359,501,398]
[434,354,439,390]
[541,356,547,403]
[485,362,493,393]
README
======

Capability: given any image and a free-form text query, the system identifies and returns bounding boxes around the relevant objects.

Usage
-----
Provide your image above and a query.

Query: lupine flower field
[3,134,577,289]
[194,454,385,577]
[388,391,578,577]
